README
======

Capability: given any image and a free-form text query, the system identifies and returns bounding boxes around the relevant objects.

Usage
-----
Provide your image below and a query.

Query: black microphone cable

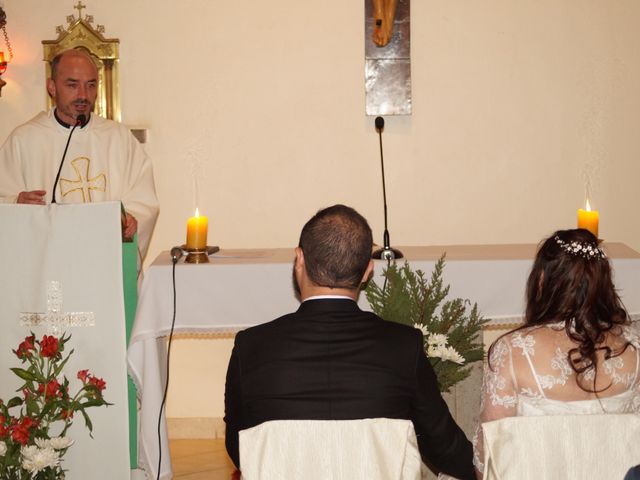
[52,113,86,204]
[156,247,183,480]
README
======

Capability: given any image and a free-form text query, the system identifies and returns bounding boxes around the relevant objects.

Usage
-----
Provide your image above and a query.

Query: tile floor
[170,438,236,479]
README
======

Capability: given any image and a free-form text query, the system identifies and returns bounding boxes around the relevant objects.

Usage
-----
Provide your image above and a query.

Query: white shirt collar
[303,295,355,302]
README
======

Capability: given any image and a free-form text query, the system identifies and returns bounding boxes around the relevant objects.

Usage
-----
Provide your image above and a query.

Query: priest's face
[47,51,98,126]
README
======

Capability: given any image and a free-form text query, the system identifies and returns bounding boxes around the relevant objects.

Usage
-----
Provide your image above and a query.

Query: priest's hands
[17,192,139,239]
[17,190,47,205]
[122,212,138,241]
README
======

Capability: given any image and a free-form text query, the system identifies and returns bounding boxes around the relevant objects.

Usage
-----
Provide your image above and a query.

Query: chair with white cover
[481,414,640,480]
[238,418,428,480]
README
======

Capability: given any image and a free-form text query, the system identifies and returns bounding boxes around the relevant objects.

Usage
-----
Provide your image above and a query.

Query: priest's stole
[0,202,130,480]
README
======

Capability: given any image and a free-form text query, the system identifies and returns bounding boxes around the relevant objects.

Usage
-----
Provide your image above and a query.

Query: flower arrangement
[0,333,110,479]
[366,256,488,392]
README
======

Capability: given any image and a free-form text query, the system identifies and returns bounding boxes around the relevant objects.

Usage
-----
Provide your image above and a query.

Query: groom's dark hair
[298,204,372,289]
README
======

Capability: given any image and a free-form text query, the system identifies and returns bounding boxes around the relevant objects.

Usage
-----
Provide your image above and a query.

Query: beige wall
[3,1,640,257]
[3,1,640,424]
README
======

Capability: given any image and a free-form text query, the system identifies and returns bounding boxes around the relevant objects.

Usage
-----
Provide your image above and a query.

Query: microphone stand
[372,116,403,260]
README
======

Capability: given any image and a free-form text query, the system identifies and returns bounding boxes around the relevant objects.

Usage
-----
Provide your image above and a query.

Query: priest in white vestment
[0,48,159,261]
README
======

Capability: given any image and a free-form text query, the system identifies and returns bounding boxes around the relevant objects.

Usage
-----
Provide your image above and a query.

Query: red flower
[16,335,36,359]
[11,417,35,446]
[46,379,62,399]
[77,369,90,383]
[88,376,106,392]
[61,409,74,420]
[40,335,60,357]
[38,379,63,399]
[0,414,8,437]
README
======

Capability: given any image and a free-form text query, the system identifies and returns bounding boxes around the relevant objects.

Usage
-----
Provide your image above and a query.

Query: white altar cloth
[128,243,640,479]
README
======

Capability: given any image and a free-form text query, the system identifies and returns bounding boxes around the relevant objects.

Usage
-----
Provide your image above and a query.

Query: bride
[473,228,640,477]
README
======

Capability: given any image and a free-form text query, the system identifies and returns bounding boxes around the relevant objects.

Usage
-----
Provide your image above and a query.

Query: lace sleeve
[473,335,518,476]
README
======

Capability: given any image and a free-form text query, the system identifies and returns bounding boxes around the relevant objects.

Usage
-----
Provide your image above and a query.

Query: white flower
[49,436,74,450]
[21,446,60,474]
[427,343,465,365]
[34,437,51,449]
[427,344,447,358]
[21,445,39,459]
[0,440,6,456]
[442,346,465,365]
[427,333,449,348]
[413,323,429,336]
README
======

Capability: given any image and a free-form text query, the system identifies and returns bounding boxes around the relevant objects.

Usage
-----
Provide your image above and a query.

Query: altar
[128,243,640,479]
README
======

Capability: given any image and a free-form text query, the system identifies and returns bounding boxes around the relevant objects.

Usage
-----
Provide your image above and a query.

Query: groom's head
[295,205,373,293]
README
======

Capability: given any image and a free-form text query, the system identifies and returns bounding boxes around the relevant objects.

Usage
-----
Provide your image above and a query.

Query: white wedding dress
[473,321,640,474]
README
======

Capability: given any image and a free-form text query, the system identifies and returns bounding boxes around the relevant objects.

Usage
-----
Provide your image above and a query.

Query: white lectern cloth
[0,202,130,480]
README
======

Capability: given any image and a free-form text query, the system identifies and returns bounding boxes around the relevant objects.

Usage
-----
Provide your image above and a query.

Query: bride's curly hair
[523,228,630,392]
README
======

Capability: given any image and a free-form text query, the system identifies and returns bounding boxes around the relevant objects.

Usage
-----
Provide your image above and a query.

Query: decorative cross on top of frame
[74,1,87,20]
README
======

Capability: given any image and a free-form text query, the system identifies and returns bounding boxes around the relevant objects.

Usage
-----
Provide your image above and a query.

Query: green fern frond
[365,255,489,392]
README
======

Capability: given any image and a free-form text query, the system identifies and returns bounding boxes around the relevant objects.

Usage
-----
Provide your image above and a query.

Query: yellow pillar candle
[186,208,208,250]
[577,199,599,238]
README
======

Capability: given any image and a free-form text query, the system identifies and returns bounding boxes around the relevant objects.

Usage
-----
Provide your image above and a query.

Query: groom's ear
[361,260,374,286]
[295,247,305,271]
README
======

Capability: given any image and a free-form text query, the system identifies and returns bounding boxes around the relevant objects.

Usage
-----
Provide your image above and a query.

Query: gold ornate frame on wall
[42,3,120,122]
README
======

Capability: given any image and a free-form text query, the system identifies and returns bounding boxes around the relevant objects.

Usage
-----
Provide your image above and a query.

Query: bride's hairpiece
[554,236,606,259]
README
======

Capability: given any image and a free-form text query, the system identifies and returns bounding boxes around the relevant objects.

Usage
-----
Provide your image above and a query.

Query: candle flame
[195,207,200,217]
[585,199,591,212]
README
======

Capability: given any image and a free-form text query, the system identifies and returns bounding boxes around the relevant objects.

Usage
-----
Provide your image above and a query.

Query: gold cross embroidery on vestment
[59,157,106,202]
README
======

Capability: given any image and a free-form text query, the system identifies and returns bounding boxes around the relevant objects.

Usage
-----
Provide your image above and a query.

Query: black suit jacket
[224,298,475,480]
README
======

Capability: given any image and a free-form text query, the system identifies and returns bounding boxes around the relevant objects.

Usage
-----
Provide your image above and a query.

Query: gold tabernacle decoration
[42,1,121,121]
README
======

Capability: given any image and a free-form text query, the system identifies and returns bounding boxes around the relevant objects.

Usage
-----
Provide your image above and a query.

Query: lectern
[0,202,131,480]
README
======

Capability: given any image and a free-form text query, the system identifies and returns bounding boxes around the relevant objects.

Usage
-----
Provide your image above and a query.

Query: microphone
[51,114,87,204]
[76,113,87,127]
[170,247,184,263]
[371,116,403,261]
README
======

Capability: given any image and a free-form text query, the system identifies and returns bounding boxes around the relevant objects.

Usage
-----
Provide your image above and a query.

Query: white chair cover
[482,414,640,480]
[239,418,426,480]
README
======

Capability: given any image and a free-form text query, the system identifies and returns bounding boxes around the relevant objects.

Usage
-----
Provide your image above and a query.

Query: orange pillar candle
[186,208,208,250]
[577,199,599,238]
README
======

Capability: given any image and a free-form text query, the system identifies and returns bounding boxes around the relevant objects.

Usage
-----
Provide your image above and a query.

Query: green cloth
[122,236,138,469]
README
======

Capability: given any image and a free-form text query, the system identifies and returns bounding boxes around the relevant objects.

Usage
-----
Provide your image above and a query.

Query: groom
[224,204,474,479]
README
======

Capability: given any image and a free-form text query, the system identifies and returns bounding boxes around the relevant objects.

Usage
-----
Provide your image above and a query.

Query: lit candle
[0,52,5,64]
[186,208,208,250]
[577,199,599,238]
